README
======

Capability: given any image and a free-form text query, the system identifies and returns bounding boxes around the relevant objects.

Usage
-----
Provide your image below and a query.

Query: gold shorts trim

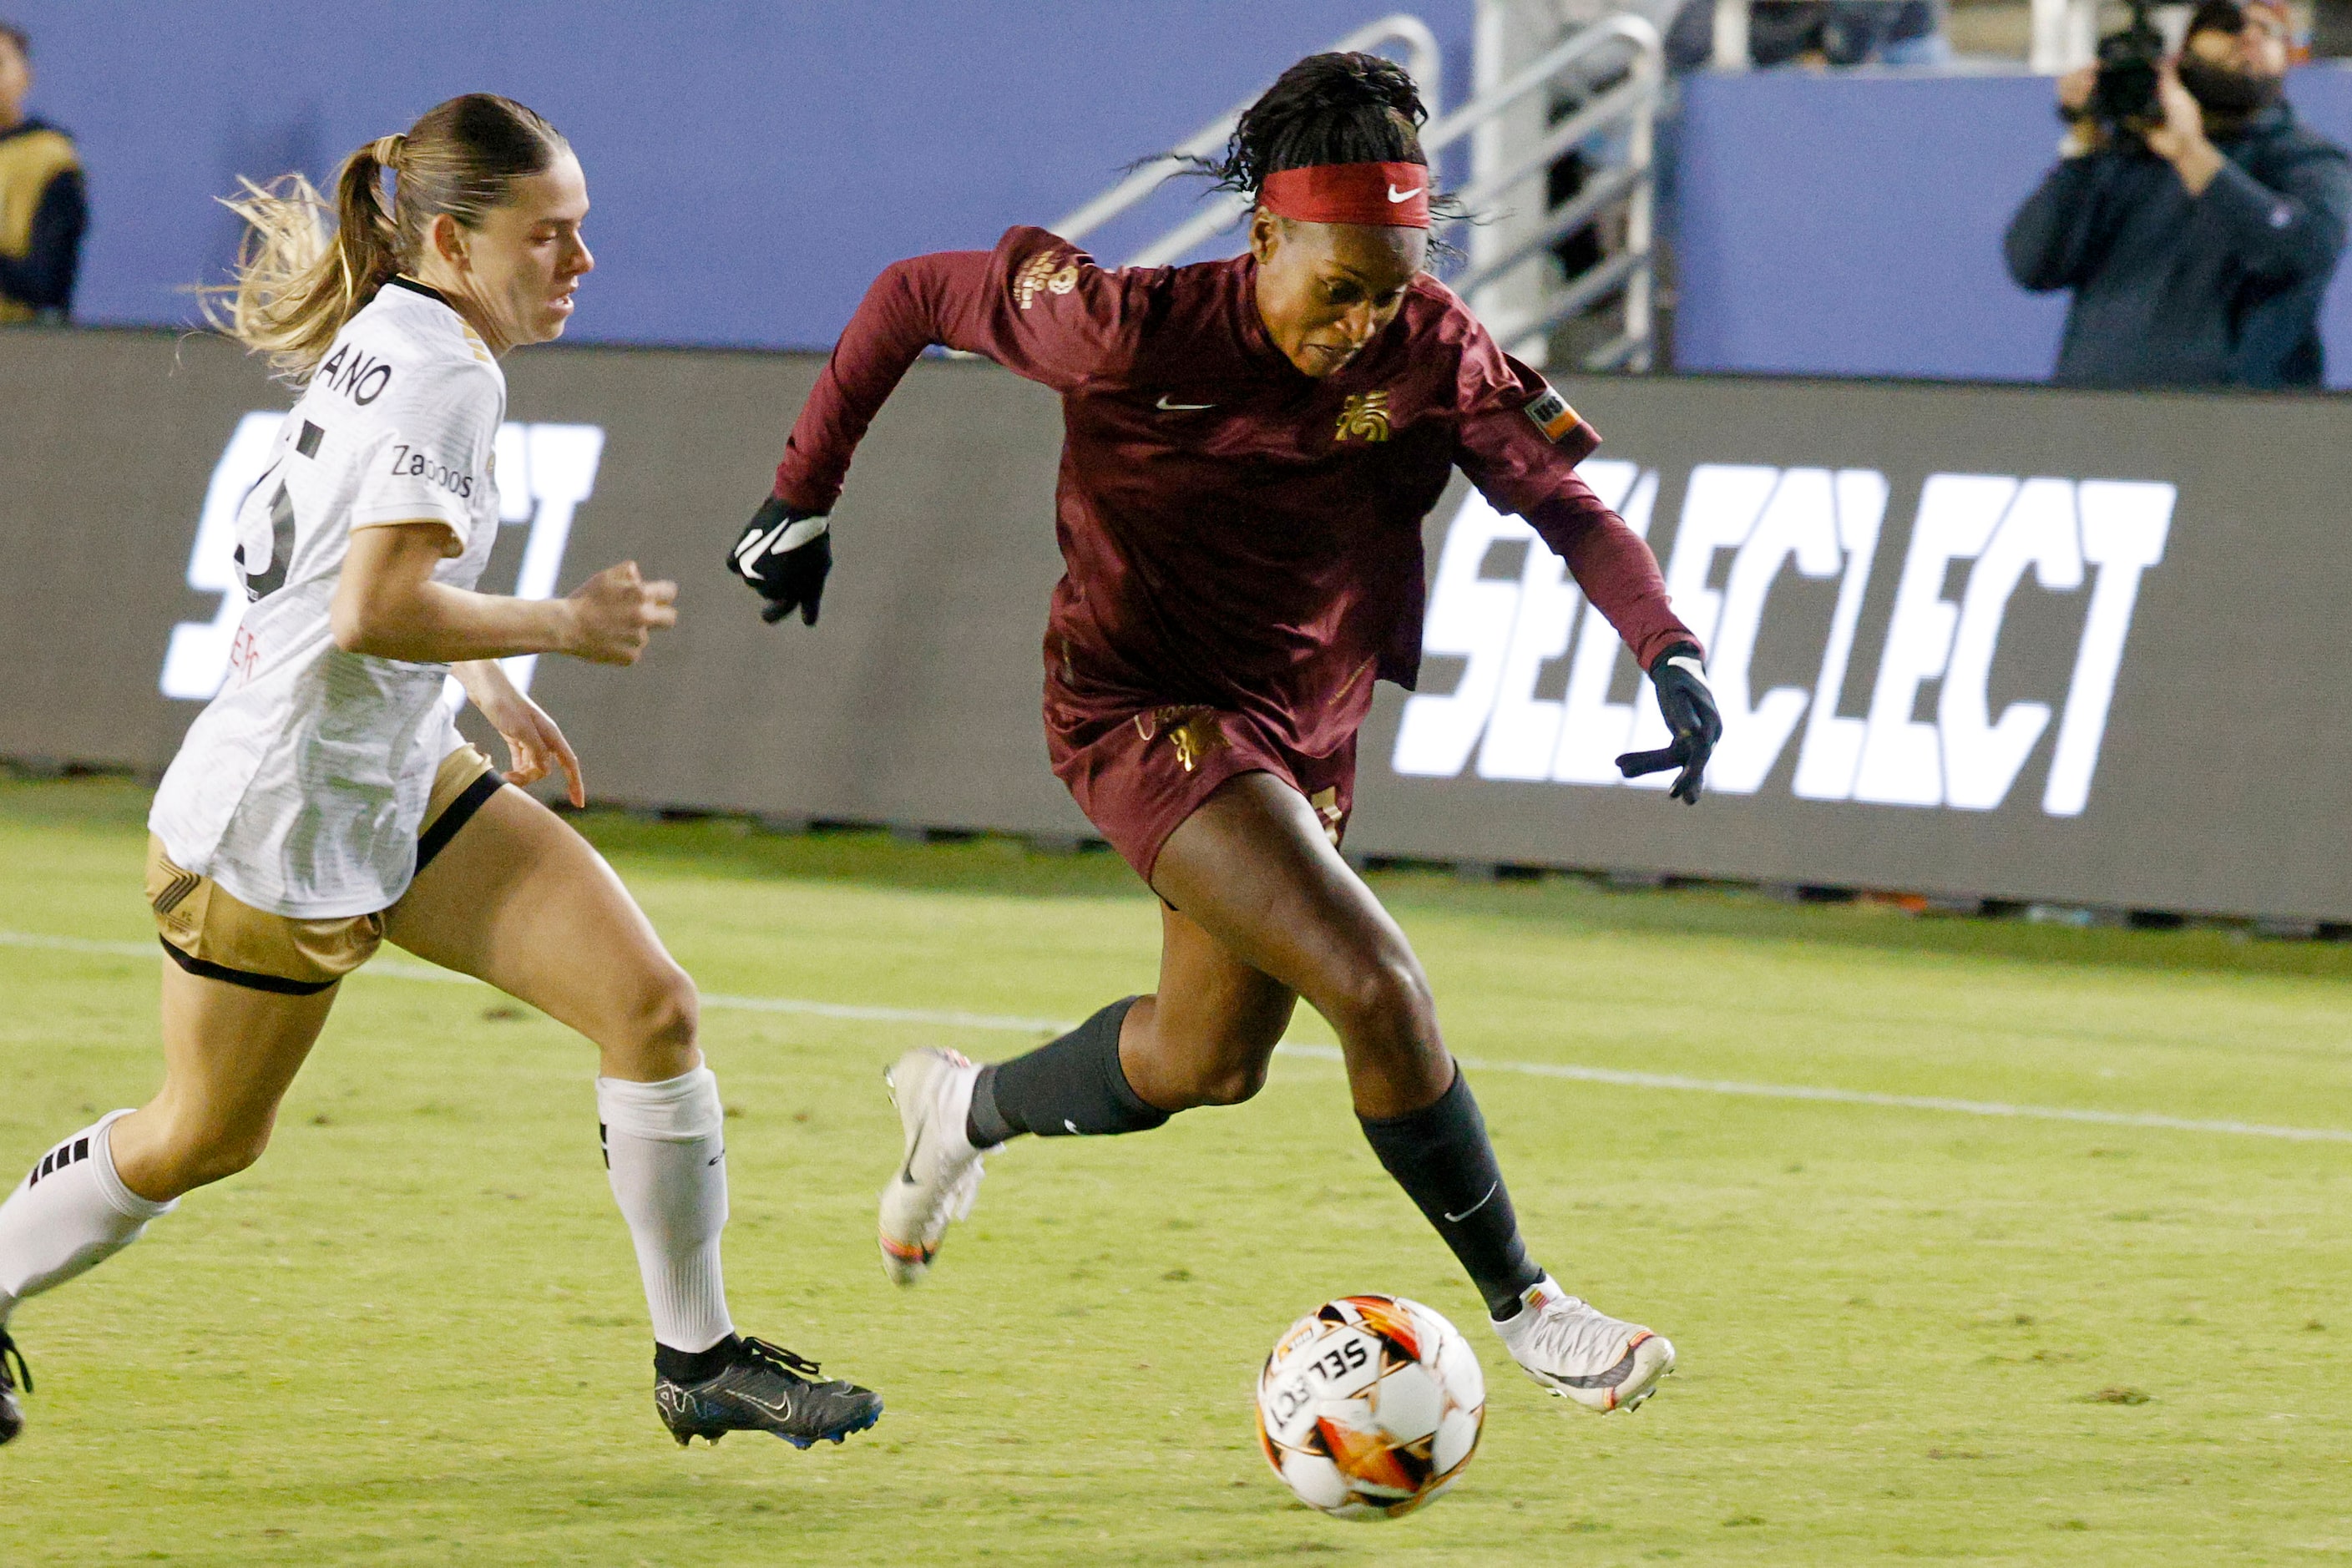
[148,746,500,994]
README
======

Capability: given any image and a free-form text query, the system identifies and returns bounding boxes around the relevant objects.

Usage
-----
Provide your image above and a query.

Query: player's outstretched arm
[331,518,677,665]
[736,230,1137,630]
[1448,331,1719,802]
[725,255,975,631]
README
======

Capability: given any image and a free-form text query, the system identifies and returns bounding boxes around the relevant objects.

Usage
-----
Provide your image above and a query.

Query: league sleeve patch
[1525,385,1581,443]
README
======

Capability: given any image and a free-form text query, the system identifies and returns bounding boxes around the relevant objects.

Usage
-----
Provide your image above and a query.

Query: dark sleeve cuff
[2202,159,2299,237]
[1646,640,1703,674]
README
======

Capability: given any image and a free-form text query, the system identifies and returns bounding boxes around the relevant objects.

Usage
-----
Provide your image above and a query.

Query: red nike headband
[1258,161,1431,228]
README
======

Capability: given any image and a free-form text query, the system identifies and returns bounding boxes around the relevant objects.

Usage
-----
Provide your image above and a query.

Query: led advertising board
[2,331,2342,919]
[1354,375,2349,921]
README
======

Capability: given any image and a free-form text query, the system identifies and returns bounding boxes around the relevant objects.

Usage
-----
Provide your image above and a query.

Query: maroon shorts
[1045,696,1358,882]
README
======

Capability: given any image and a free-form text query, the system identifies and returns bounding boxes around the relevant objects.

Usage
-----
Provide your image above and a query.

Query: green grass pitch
[3,773,2349,1565]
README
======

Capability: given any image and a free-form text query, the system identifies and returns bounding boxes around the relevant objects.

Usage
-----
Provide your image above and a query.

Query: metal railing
[1436,13,1664,367]
[1050,10,1664,371]
[2031,0,2102,71]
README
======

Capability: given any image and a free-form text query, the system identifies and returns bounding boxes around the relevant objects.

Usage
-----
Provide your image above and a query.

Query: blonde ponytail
[201,144,402,382]
[200,95,566,383]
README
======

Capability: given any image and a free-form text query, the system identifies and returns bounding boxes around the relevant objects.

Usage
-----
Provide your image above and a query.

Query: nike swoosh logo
[1555,1343,1643,1389]
[731,1388,797,1417]
[1156,395,1215,411]
[898,1125,923,1185]
[736,515,828,573]
[1386,185,1423,204]
[707,1151,726,1166]
[1442,1181,1499,1223]
[736,518,791,573]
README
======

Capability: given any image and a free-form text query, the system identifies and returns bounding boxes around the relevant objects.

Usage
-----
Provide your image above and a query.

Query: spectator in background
[2006,0,2350,388]
[1821,0,1946,65]
[1665,0,1948,70]
[0,19,86,324]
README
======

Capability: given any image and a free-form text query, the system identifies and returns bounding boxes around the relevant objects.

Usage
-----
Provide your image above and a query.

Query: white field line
[1277,1043,2352,1145]
[0,930,1070,1033]
[8,928,2349,1146]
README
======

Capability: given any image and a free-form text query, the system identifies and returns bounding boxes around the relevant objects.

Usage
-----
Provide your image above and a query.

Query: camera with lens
[2083,0,2167,133]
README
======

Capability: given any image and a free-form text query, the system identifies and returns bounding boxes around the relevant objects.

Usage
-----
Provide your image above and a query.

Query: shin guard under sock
[1358,1069,1542,1319]
[967,997,1166,1143]
[0,1111,175,1325]
[597,1068,735,1356]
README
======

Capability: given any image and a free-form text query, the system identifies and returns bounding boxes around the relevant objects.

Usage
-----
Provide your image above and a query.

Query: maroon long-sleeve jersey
[775,225,1692,761]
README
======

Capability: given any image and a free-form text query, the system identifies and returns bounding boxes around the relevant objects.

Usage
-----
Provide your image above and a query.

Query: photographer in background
[0,19,85,324]
[2005,0,2351,388]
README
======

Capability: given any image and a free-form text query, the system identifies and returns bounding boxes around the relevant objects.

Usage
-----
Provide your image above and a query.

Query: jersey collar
[1231,253,1308,380]
[385,275,453,306]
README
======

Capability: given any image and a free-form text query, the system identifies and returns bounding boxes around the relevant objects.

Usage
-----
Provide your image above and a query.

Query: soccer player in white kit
[0,94,881,1451]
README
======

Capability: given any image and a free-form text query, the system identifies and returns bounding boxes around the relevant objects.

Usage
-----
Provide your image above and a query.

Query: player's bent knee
[1318,953,1435,1043]
[1181,1057,1271,1108]
[647,970,700,1046]
[609,963,701,1075]
[203,1132,272,1185]
[151,1115,275,1196]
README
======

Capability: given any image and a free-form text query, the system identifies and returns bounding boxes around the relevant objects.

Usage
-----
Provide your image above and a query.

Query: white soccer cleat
[878,1047,989,1287]
[1493,1276,1676,1414]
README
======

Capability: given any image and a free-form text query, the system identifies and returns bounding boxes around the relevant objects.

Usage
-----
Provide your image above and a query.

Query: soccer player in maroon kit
[731,53,1719,1414]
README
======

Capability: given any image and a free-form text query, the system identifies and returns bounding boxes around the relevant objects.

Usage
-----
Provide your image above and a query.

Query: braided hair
[1195,52,1460,254]
[1207,52,1429,193]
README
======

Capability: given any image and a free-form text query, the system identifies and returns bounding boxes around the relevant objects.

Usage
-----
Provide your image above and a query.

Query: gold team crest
[1334,390,1391,443]
[1013,250,1080,310]
[1132,706,1227,774]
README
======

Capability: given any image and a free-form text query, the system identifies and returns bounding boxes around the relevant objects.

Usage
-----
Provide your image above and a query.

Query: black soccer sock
[966,997,1168,1144]
[654,1333,741,1384]
[1358,1067,1543,1321]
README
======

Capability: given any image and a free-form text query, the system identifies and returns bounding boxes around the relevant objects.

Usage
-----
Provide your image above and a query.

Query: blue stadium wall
[6,0,1471,348]
[20,3,2352,384]
[1672,65,2352,387]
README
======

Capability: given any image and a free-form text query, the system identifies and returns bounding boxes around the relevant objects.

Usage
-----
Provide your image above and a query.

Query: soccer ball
[1254,1294,1485,1520]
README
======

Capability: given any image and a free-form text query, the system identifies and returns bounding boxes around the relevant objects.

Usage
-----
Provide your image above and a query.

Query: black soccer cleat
[654,1335,883,1449]
[0,1328,30,1446]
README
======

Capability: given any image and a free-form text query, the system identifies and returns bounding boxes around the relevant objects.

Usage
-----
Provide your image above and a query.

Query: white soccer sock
[0,1111,177,1327]
[596,1068,736,1354]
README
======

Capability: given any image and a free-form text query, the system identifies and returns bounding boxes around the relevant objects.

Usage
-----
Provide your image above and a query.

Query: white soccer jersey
[149,278,506,918]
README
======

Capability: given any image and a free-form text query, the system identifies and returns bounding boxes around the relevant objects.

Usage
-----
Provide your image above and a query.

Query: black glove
[1614,642,1721,805]
[728,495,832,625]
